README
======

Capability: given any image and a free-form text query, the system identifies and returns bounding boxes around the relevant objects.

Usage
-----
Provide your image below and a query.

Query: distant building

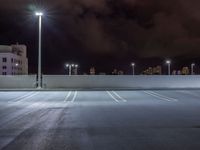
[182,67,189,75]
[73,68,78,75]
[142,67,153,75]
[112,69,118,75]
[90,67,95,75]
[172,70,177,75]
[177,70,181,75]
[153,66,162,75]
[143,66,162,75]
[118,70,124,75]
[0,44,28,75]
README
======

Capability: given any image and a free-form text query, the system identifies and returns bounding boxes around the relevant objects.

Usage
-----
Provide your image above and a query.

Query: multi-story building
[0,44,28,75]
[153,66,162,75]
[181,67,189,75]
[142,66,162,75]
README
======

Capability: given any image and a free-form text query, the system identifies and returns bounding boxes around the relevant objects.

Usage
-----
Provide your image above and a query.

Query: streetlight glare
[131,63,135,66]
[166,60,171,64]
[35,12,43,16]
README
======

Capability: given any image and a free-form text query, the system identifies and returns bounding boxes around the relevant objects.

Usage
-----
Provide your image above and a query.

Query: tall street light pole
[131,63,135,75]
[66,64,77,75]
[66,64,71,75]
[69,65,72,76]
[75,64,79,75]
[166,60,171,75]
[35,11,43,88]
[191,63,195,75]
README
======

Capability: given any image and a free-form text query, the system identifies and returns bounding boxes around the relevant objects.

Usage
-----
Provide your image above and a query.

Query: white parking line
[8,92,35,102]
[149,91,178,101]
[106,91,119,102]
[112,91,127,102]
[13,92,40,103]
[144,91,177,102]
[71,91,78,103]
[64,91,72,102]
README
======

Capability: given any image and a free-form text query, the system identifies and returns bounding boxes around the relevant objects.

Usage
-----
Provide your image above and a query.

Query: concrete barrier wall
[0,75,37,88]
[0,75,200,89]
[43,75,200,89]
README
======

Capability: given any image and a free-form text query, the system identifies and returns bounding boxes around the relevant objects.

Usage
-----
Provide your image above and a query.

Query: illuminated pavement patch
[0,90,200,150]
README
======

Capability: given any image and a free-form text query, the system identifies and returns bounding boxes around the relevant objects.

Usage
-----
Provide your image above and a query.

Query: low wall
[43,75,200,89]
[0,75,200,90]
[0,75,37,89]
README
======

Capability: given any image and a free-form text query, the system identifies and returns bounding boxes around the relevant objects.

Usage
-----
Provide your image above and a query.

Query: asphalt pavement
[0,90,200,150]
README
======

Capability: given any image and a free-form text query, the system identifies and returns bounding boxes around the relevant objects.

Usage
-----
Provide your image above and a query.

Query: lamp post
[75,64,79,75]
[131,63,135,75]
[65,64,78,75]
[191,63,195,75]
[166,60,171,75]
[35,11,43,88]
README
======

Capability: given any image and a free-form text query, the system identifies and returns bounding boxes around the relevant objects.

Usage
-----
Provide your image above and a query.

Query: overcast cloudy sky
[0,0,200,73]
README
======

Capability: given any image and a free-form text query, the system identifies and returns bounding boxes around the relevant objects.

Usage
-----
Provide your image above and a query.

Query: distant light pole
[191,63,195,75]
[166,60,171,75]
[65,63,78,75]
[35,11,43,88]
[131,63,135,75]
[75,64,79,75]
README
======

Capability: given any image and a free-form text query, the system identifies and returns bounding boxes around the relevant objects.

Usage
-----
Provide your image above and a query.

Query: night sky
[0,0,200,74]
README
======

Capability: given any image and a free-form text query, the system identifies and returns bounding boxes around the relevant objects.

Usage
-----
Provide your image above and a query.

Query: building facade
[0,44,28,75]
[142,66,162,75]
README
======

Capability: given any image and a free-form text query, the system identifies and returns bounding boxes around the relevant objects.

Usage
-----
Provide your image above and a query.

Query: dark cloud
[0,0,200,73]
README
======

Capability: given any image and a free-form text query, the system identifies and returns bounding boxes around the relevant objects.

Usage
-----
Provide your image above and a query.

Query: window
[2,72,7,75]
[11,58,13,63]
[2,58,7,62]
[2,66,7,69]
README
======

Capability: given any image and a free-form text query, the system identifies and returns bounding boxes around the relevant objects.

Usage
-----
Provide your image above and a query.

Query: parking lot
[0,90,200,150]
